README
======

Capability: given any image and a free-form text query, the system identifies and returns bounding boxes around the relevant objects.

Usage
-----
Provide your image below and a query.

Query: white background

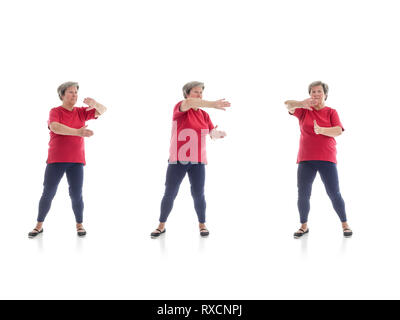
[0,0,399,299]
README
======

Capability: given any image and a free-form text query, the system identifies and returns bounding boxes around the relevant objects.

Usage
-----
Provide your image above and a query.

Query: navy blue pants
[159,162,206,223]
[37,163,84,223]
[297,160,347,223]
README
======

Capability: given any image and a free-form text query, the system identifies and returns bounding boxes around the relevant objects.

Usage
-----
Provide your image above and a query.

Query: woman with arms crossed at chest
[150,81,230,238]
[285,81,352,238]
[28,82,107,238]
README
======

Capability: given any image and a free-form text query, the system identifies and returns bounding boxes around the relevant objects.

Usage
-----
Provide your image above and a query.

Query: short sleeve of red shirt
[77,107,97,121]
[330,109,344,131]
[291,108,305,119]
[85,107,97,121]
[172,101,186,121]
[48,108,61,126]
[204,112,214,131]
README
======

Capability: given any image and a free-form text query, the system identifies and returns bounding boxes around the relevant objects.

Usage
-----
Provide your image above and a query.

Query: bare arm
[84,98,107,117]
[314,121,342,137]
[284,99,314,114]
[49,122,94,137]
[180,98,231,112]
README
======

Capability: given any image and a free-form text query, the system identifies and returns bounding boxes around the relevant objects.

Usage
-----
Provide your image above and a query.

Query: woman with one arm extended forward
[151,81,230,238]
[285,81,352,238]
[28,81,107,238]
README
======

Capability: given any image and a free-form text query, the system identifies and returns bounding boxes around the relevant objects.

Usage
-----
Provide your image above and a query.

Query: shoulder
[324,106,337,113]
[174,100,183,109]
[50,106,62,112]
[199,109,210,117]
[74,106,89,115]
[49,106,63,115]
[328,107,340,117]
[324,107,342,123]
[173,100,185,113]
[292,107,305,118]
[321,106,338,116]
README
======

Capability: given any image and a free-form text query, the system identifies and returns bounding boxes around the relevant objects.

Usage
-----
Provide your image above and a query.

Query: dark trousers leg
[37,163,67,222]
[297,162,318,224]
[66,163,84,224]
[318,162,347,222]
[188,164,206,223]
[159,163,188,223]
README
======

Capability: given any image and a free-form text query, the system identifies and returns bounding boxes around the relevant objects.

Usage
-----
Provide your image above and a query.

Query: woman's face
[62,86,78,105]
[309,85,326,105]
[188,86,203,99]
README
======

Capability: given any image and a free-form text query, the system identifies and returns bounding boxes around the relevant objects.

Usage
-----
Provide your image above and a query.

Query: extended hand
[313,120,323,135]
[210,125,227,140]
[213,99,231,111]
[78,125,94,137]
[84,97,97,111]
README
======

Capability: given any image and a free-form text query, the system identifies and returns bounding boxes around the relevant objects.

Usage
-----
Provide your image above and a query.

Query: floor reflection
[35,233,44,251]
[158,233,166,254]
[340,236,350,254]
[76,235,85,252]
[198,235,208,253]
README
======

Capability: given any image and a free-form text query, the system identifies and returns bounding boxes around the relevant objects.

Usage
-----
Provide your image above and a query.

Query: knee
[327,190,342,201]
[298,189,311,200]
[297,181,312,200]
[41,187,57,200]
[163,185,179,199]
[191,187,204,199]
[69,188,82,202]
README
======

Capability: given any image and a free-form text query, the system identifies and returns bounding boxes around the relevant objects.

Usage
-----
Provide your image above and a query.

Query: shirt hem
[47,160,86,165]
[168,160,208,165]
[297,158,337,164]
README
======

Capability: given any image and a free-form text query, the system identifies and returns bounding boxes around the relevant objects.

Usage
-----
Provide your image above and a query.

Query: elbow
[284,101,293,112]
[49,122,59,133]
[284,101,289,108]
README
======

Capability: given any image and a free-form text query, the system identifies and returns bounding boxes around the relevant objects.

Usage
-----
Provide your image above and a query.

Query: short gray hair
[308,81,329,100]
[182,81,204,98]
[57,81,79,100]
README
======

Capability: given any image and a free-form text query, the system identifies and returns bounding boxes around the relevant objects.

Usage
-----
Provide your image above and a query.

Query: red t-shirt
[291,106,344,163]
[47,106,97,165]
[169,101,214,164]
